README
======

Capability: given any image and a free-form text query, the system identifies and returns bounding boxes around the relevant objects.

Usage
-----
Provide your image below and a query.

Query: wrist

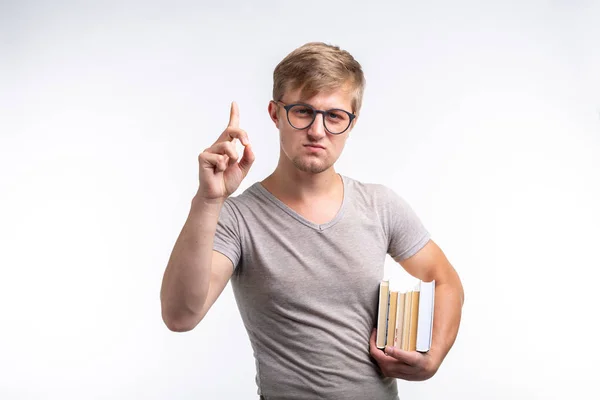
[192,191,225,206]
[191,193,225,218]
[425,348,444,371]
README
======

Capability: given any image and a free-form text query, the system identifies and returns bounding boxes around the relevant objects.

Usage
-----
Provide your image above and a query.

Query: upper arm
[396,239,464,304]
[396,239,457,285]
[196,250,234,322]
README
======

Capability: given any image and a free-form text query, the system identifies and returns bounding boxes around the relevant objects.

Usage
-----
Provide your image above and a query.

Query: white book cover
[416,280,435,352]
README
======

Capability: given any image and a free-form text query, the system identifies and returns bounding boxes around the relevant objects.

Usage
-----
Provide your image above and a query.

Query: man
[160,42,464,400]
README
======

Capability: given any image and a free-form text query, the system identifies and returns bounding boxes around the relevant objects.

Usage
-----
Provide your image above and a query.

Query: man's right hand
[197,101,255,201]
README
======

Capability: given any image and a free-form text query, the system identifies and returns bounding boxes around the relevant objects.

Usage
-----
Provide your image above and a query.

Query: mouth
[303,144,325,150]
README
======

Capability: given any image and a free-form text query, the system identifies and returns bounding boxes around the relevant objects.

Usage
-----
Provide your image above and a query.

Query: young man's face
[268,85,356,175]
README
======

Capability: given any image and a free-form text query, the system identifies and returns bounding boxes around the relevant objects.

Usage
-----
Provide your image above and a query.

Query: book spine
[408,290,420,351]
[401,291,412,351]
[394,292,405,348]
[386,291,398,348]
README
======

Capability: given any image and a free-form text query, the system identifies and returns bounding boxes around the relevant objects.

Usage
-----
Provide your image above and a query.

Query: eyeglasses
[273,100,356,135]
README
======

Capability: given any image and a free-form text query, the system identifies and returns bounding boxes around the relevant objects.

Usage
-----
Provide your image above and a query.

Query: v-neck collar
[253,174,349,232]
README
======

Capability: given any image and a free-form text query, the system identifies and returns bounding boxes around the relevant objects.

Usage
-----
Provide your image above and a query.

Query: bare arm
[160,197,233,332]
[398,240,464,368]
[369,239,464,380]
[160,101,254,332]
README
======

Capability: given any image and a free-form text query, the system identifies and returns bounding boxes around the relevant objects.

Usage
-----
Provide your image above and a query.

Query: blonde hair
[272,42,366,115]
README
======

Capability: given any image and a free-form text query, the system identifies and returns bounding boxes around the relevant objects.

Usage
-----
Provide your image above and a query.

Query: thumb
[384,345,419,365]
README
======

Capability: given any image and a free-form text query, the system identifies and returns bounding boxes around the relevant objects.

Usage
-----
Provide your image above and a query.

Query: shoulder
[219,180,279,224]
[216,182,260,223]
[343,175,420,226]
[222,181,264,209]
[342,175,403,206]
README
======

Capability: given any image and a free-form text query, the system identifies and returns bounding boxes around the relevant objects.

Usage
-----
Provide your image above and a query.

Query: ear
[268,101,280,127]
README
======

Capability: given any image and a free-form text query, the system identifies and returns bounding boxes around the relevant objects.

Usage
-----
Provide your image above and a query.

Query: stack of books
[376,279,435,352]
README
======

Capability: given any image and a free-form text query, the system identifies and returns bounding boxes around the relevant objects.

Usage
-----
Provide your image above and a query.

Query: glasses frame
[273,100,356,135]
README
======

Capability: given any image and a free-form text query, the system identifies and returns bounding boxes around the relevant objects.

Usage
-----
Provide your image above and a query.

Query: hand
[197,101,255,201]
[369,328,440,381]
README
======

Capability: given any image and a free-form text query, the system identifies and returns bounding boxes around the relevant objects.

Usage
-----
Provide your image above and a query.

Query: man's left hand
[369,328,440,381]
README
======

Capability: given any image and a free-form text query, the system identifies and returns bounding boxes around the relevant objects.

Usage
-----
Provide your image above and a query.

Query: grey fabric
[214,175,429,400]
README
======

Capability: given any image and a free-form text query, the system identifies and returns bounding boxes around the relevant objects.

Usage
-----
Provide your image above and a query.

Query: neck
[262,160,341,202]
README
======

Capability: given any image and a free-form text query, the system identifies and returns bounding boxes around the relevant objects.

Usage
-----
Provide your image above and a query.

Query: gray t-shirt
[213,175,430,400]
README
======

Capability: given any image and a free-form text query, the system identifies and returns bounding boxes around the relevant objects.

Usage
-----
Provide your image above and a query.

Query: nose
[306,112,326,139]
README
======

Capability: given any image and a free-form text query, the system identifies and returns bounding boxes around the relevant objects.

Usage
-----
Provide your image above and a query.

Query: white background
[1,0,599,399]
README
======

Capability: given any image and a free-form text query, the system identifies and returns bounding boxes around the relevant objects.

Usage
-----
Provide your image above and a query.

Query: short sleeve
[213,200,242,269]
[380,186,430,261]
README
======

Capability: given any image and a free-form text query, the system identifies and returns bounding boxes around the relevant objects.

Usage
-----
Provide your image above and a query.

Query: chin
[292,158,333,174]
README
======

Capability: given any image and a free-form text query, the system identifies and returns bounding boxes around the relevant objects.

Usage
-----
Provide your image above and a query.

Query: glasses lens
[287,105,315,130]
[323,109,351,134]
[287,104,351,134]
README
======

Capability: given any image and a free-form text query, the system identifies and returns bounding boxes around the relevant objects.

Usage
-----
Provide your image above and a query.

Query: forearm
[160,195,224,330]
[430,272,464,365]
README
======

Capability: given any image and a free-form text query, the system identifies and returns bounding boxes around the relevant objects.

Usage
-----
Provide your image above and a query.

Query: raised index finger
[228,101,240,129]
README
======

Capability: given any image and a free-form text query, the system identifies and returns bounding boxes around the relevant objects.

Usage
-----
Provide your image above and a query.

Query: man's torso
[214,175,429,399]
